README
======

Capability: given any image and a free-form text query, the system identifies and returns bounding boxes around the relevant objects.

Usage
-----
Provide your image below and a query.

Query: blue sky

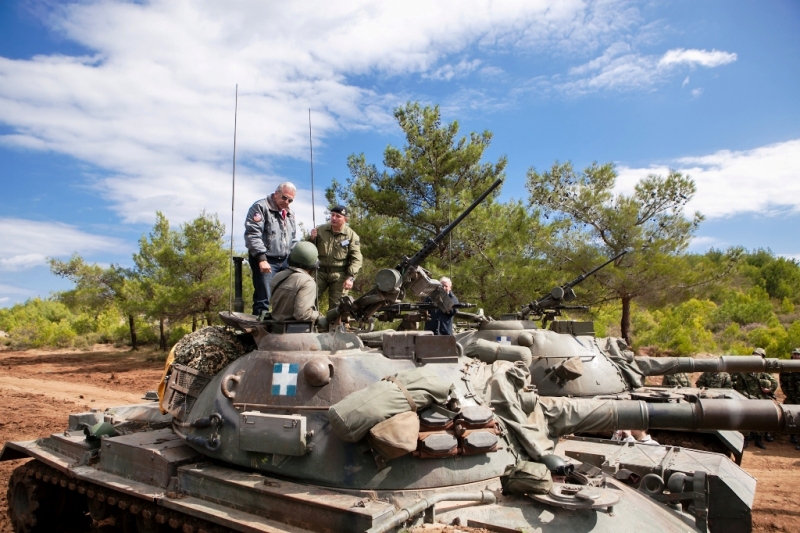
[1,0,799,307]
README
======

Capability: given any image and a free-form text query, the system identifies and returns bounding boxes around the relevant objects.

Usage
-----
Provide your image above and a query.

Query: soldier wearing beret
[309,205,362,310]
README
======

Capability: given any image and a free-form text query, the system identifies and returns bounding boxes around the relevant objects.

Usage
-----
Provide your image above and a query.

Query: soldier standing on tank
[780,348,800,450]
[732,347,778,449]
[661,373,691,387]
[695,371,733,389]
[309,205,362,310]
[244,182,297,317]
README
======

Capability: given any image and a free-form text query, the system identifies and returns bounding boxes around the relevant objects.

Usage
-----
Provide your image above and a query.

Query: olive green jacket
[311,223,362,279]
[269,267,320,323]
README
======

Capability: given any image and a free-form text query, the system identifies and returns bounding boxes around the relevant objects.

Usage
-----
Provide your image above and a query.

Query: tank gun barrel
[551,399,800,437]
[635,355,800,376]
[627,399,798,434]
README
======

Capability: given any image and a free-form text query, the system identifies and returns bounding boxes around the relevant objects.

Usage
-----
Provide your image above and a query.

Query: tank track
[8,460,234,533]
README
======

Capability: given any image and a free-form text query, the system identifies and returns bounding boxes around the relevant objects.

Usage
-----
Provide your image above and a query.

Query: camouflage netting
[172,326,255,375]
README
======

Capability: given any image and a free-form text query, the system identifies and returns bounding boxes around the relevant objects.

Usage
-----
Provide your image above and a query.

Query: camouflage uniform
[731,372,778,399]
[695,372,733,389]
[661,373,691,387]
[781,372,800,403]
[732,371,778,448]
[311,223,362,309]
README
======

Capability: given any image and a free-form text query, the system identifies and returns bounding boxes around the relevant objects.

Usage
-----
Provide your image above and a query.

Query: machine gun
[375,301,476,326]
[520,249,629,326]
[337,179,502,329]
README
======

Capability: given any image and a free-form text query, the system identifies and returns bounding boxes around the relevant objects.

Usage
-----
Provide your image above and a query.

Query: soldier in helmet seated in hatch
[269,242,332,329]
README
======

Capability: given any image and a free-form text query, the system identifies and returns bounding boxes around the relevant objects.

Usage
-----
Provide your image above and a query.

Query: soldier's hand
[343,277,354,290]
[310,228,318,239]
[761,388,772,395]
[259,260,271,273]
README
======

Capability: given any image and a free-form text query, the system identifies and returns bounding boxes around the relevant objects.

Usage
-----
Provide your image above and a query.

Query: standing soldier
[695,371,733,389]
[780,348,800,450]
[661,373,691,387]
[244,182,297,317]
[310,205,362,310]
[732,347,778,449]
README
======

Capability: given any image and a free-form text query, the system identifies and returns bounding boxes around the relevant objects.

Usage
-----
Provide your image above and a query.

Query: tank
[3,182,799,533]
[454,254,800,463]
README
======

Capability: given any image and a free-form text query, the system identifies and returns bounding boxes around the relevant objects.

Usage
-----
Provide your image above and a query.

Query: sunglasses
[280,195,294,203]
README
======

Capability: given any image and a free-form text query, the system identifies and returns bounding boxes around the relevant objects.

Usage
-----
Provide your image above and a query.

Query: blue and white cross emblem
[272,363,299,396]
[496,336,511,345]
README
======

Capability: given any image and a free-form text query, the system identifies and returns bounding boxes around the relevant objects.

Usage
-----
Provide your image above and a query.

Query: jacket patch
[253,212,262,222]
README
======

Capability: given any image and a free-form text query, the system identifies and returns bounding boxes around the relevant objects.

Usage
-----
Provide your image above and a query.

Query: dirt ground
[0,347,797,533]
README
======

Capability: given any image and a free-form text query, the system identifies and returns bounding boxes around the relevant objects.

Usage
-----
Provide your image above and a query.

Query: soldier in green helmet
[781,348,800,450]
[732,347,778,449]
[270,242,330,328]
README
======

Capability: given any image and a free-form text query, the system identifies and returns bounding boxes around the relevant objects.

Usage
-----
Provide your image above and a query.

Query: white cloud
[682,76,690,88]
[615,139,800,219]
[0,218,127,272]
[556,47,736,95]
[0,0,646,232]
[691,87,703,98]
[658,48,737,68]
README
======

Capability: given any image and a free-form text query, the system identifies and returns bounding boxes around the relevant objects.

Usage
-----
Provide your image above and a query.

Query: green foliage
[526,161,721,343]
[632,299,717,355]
[712,286,775,327]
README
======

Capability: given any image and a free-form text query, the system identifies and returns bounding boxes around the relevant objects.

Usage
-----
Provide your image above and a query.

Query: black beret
[330,205,348,216]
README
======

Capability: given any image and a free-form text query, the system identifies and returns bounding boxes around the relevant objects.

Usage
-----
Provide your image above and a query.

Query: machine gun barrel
[522,249,628,316]
[636,355,800,376]
[396,178,502,272]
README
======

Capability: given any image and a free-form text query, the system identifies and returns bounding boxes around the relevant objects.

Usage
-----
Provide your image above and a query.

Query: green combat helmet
[289,241,320,269]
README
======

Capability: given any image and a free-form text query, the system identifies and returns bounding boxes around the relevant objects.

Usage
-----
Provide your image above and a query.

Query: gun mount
[518,249,628,325]
[337,179,502,329]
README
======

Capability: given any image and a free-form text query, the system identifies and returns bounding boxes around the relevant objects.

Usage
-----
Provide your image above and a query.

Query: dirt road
[0,347,797,532]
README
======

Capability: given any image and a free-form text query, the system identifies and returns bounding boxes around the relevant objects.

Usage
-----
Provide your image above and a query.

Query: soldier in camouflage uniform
[661,373,691,387]
[732,348,778,449]
[695,371,733,389]
[309,205,362,310]
[780,348,800,449]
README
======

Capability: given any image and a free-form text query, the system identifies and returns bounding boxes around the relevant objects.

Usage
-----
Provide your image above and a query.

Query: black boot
[743,436,750,449]
[765,432,774,442]
[754,436,766,450]
[791,434,798,445]
[796,444,800,451]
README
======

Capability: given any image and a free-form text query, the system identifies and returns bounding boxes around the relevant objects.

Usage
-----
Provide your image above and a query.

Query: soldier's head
[753,347,766,358]
[273,182,297,210]
[289,242,319,272]
[329,205,348,231]
[792,348,800,360]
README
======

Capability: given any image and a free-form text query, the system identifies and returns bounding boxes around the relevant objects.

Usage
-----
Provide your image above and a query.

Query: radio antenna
[228,84,239,313]
[309,108,318,309]
[308,109,316,228]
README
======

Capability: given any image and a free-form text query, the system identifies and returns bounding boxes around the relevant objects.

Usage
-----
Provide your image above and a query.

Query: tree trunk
[621,295,632,346]
[192,315,197,332]
[159,318,167,351]
[128,314,138,351]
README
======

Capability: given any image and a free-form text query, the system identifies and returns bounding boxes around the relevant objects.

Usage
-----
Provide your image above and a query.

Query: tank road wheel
[7,463,57,533]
